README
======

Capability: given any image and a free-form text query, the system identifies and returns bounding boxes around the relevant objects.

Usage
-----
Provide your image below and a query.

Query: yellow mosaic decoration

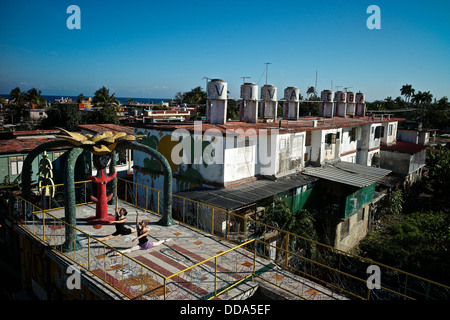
[56,128,144,155]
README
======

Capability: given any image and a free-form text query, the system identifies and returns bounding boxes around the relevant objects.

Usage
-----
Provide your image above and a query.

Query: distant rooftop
[78,123,134,135]
[0,137,69,155]
[129,116,405,136]
[381,141,428,154]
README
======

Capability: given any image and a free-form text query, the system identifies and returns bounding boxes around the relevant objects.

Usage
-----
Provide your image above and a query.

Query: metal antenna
[264,62,272,85]
[241,76,251,84]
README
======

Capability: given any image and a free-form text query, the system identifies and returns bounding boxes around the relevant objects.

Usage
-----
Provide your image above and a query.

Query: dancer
[97,196,136,242]
[116,210,172,255]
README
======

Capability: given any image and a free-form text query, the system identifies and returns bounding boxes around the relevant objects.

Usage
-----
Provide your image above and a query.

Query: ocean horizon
[0,94,172,105]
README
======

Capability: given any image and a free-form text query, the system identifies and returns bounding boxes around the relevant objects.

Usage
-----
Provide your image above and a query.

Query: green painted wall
[0,150,72,186]
[344,183,375,218]
[278,182,319,215]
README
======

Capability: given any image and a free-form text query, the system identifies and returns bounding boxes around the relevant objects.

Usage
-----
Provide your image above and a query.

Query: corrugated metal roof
[303,161,391,188]
[175,174,318,211]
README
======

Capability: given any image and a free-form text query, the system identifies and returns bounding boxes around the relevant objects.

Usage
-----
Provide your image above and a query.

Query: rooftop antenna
[264,62,272,85]
[335,85,342,91]
[315,68,318,92]
[202,76,209,91]
[344,87,353,92]
[241,76,251,84]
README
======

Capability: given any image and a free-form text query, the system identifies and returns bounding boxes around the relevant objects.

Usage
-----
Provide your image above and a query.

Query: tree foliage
[92,86,119,105]
[261,197,317,242]
[41,103,81,131]
[358,211,450,283]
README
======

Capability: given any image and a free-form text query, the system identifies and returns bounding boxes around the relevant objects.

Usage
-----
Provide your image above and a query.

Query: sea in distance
[0,94,171,105]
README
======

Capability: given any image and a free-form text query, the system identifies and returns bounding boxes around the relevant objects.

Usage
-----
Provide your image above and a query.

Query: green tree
[92,86,119,105]
[86,104,119,124]
[77,93,86,103]
[25,88,46,107]
[306,86,316,99]
[261,197,317,242]
[400,84,415,103]
[425,145,450,205]
[40,103,81,131]
[9,87,25,105]
[180,86,206,105]
[358,211,449,283]
[227,99,240,120]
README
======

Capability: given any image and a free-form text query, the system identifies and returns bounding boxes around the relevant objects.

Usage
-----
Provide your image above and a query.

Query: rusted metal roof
[303,161,391,188]
[175,173,318,211]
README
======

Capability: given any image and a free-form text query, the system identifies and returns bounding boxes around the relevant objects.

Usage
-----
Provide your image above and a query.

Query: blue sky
[0,0,449,101]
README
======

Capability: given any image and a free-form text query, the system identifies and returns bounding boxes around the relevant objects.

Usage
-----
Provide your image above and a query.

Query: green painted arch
[116,141,174,226]
[22,140,72,202]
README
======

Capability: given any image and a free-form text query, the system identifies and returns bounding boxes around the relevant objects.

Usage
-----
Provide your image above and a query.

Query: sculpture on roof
[37,151,55,209]
[21,128,174,252]
[56,129,142,228]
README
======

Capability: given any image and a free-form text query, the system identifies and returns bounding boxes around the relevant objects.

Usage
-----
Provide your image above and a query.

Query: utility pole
[264,62,272,85]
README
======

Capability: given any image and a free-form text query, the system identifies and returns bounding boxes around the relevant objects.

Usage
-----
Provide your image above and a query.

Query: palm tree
[9,87,25,105]
[261,197,317,242]
[411,91,422,105]
[421,91,433,105]
[306,86,316,99]
[400,84,415,103]
[77,93,87,103]
[92,86,119,105]
[25,88,46,107]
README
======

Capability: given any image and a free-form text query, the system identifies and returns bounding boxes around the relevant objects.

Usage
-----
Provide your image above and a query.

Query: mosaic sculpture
[22,129,174,252]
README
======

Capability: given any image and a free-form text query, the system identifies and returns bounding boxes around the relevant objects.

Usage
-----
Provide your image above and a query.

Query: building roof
[381,141,428,154]
[303,161,391,188]
[175,173,318,211]
[0,137,70,155]
[128,116,405,136]
[78,123,134,135]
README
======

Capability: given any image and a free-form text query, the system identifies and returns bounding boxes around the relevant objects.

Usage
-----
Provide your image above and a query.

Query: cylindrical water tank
[321,90,334,102]
[261,85,277,101]
[207,79,227,100]
[347,92,355,103]
[241,82,258,101]
[356,92,365,103]
[336,91,347,102]
[284,87,300,102]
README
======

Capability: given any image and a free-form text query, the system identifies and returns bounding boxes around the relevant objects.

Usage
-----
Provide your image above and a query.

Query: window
[54,151,65,169]
[325,133,336,144]
[350,128,356,142]
[357,207,365,222]
[388,124,394,136]
[340,218,350,240]
[374,126,384,139]
[305,131,311,146]
[10,156,24,175]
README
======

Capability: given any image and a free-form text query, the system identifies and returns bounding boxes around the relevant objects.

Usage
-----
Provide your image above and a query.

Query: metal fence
[9,178,450,300]
[116,177,450,300]
[10,191,258,300]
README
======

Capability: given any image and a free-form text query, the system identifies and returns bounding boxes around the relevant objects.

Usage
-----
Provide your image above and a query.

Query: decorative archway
[21,130,174,252]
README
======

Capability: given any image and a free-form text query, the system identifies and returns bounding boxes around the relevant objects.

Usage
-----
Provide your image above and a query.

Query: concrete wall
[397,129,430,146]
[334,205,370,252]
[310,128,341,165]
[381,122,398,146]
